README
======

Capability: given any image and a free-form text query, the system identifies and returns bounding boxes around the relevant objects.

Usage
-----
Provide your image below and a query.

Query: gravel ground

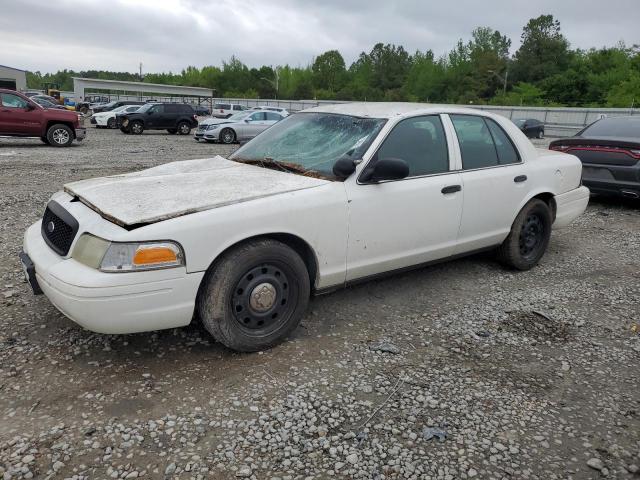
[0,127,639,480]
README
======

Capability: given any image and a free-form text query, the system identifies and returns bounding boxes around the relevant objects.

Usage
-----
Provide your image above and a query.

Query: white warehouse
[0,65,27,91]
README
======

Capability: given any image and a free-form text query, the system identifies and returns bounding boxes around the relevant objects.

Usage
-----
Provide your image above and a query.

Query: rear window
[580,117,640,138]
[215,104,231,110]
[165,104,193,114]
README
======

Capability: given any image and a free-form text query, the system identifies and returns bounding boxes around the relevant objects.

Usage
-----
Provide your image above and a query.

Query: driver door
[0,93,41,135]
[344,114,463,281]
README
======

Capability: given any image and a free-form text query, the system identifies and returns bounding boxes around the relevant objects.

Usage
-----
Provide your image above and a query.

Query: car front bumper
[554,186,590,228]
[22,222,204,334]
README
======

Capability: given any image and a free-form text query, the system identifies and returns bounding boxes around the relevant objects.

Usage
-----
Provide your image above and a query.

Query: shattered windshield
[230,112,386,178]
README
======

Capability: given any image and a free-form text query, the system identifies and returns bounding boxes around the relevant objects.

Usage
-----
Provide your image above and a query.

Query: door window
[375,115,449,177]
[265,112,282,121]
[249,112,266,121]
[451,115,521,168]
[485,119,520,165]
[2,93,29,108]
[149,105,164,114]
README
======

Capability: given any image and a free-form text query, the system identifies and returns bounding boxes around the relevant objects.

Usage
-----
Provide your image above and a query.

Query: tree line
[26,15,640,108]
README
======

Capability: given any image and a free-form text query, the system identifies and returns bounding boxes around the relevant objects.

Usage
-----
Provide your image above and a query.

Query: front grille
[41,201,79,256]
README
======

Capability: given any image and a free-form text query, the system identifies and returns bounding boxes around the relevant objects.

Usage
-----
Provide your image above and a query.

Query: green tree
[312,50,346,92]
[512,14,571,84]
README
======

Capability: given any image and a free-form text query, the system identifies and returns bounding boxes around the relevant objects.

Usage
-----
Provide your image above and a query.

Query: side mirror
[147,111,153,115]
[332,155,357,179]
[244,119,250,123]
[360,158,409,183]
[25,102,36,111]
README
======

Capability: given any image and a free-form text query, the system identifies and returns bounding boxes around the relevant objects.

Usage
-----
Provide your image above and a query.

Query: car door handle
[514,175,527,183]
[441,185,462,194]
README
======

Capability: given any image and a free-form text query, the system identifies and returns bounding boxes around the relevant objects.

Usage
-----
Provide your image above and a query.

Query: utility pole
[139,62,143,81]
[261,66,280,99]
[488,68,508,96]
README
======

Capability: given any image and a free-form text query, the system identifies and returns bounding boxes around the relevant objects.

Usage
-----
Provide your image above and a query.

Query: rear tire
[497,199,552,270]
[177,121,191,135]
[46,124,74,147]
[198,239,310,352]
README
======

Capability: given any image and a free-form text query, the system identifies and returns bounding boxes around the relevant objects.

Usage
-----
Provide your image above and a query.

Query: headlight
[72,234,185,272]
[206,124,220,130]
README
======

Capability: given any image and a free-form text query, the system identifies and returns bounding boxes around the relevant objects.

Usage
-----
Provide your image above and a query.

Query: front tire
[220,128,236,144]
[107,118,116,129]
[198,239,310,352]
[46,124,74,147]
[497,199,552,270]
[130,120,144,135]
[537,129,544,139]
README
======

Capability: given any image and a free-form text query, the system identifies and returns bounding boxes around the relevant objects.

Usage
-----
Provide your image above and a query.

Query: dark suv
[119,103,198,135]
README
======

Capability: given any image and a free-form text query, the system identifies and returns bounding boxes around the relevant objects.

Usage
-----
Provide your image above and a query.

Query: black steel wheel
[519,213,544,260]
[220,128,235,144]
[198,239,310,352]
[497,198,552,270]
[231,264,292,334]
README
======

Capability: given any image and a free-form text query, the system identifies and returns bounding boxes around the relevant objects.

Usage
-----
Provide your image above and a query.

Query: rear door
[0,93,41,135]
[447,114,529,253]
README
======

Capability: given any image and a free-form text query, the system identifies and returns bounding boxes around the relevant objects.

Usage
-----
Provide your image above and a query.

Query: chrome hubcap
[53,129,69,144]
[249,282,277,312]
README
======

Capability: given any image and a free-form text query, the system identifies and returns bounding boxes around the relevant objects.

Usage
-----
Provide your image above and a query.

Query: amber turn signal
[133,246,179,265]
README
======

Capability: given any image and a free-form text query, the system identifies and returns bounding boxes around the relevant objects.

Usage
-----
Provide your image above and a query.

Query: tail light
[630,150,640,159]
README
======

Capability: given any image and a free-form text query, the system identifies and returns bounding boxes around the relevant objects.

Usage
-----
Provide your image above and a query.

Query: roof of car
[303,102,485,119]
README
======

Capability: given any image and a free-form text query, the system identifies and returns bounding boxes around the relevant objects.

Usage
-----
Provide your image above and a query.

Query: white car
[90,105,140,128]
[21,103,589,352]
[251,105,290,116]
[212,103,248,118]
[194,110,285,143]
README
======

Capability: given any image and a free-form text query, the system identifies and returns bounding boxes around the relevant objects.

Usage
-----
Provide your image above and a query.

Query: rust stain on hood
[64,156,329,227]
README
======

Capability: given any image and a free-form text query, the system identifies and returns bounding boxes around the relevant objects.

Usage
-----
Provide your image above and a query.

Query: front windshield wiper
[233,157,320,177]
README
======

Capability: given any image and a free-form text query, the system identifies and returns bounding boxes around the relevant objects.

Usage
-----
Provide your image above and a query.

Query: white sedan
[21,103,589,352]
[90,104,140,128]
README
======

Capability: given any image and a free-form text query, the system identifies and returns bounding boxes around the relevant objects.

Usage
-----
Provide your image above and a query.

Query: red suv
[0,89,86,147]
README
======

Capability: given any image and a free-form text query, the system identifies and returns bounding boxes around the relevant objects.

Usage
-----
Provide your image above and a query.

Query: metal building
[0,65,27,91]
[72,77,214,104]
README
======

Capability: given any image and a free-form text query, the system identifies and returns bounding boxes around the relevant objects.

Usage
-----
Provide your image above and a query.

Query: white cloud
[1,0,638,73]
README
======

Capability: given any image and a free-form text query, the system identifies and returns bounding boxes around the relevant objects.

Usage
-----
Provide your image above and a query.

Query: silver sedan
[194,110,285,144]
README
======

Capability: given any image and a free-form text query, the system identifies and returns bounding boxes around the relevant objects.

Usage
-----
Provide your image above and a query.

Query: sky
[1,0,638,74]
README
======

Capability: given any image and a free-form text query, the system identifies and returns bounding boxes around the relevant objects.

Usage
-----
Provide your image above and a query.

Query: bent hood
[64,156,329,227]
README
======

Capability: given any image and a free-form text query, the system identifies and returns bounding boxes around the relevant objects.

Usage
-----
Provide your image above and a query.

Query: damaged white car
[21,103,589,351]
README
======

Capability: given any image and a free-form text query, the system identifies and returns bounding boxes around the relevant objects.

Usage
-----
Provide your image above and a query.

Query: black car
[31,96,66,110]
[549,116,640,199]
[92,100,146,114]
[119,103,198,135]
[513,118,545,139]
[193,104,210,116]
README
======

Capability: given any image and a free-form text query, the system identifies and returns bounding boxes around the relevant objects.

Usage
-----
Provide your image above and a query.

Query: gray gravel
[0,128,639,479]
